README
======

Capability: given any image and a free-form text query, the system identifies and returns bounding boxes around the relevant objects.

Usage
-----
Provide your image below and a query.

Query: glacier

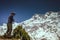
[0,11,60,40]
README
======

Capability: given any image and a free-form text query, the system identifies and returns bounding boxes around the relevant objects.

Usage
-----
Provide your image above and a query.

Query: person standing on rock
[5,13,15,37]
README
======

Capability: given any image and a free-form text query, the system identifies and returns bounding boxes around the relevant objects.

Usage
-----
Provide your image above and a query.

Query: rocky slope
[20,11,60,40]
[0,11,60,40]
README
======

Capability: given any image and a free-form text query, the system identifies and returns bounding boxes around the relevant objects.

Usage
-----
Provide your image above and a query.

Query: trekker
[5,13,15,37]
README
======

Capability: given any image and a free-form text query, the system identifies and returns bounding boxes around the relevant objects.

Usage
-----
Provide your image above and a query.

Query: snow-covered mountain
[0,11,60,40]
[20,11,60,40]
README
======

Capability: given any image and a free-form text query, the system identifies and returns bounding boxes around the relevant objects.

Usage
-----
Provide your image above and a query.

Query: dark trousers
[6,23,12,36]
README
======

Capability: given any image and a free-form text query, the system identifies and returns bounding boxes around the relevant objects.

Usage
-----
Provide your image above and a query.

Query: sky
[0,0,60,25]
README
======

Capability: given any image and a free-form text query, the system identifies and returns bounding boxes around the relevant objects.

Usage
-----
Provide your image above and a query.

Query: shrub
[13,25,30,40]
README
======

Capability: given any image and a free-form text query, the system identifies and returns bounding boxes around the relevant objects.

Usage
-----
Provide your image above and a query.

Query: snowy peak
[45,11,59,18]
[20,11,60,40]
[32,14,41,20]
[32,11,59,21]
[22,11,59,26]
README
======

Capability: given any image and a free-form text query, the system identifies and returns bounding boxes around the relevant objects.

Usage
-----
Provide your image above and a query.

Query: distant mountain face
[21,11,60,40]
[0,11,60,40]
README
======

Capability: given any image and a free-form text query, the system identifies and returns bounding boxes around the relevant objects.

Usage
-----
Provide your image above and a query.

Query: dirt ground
[0,36,20,40]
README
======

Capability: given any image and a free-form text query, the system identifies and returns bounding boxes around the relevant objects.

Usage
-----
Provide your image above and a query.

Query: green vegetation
[13,25,30,40]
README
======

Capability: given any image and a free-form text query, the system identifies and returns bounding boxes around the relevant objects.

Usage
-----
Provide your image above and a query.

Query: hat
[11,12,15,15]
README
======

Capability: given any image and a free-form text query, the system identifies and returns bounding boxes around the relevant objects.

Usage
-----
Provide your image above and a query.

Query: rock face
[0,11,60,40]
[20,11,60,40]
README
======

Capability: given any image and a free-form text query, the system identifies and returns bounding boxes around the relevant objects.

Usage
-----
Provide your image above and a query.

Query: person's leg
[8,23,12,36]
[4,23,12,37]
[6,23,9,35]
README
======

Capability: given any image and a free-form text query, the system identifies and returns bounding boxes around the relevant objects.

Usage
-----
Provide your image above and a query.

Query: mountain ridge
[0,11,60,40]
